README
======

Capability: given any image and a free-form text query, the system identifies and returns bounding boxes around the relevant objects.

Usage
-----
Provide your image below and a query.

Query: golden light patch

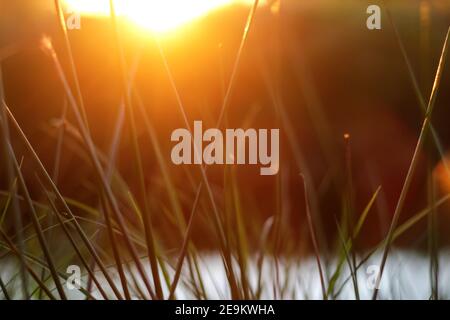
[63,0,247,33]
[434,155,450,194]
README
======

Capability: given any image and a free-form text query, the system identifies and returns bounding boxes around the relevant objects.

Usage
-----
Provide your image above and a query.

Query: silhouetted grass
[0,0,449,300]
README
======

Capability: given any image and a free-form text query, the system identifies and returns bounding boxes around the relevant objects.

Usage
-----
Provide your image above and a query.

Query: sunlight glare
[64,0,249,33]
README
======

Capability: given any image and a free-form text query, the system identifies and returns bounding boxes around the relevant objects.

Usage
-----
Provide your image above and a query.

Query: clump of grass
[0,0,449,301]
[372,24,450,300]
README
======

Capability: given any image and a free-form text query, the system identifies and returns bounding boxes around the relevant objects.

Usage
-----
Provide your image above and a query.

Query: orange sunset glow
[63,0,259,33]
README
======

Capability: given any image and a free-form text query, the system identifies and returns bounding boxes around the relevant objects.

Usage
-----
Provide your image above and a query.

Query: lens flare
[64,0,243,33]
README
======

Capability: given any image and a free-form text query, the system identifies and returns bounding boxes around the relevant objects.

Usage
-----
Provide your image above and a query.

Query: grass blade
[108,0,163,299]
[3,103,123,299]
[373,27,450,300]
[301,175,327,299]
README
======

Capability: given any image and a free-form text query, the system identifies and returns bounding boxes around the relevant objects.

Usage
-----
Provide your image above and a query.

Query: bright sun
[63,0,242,33]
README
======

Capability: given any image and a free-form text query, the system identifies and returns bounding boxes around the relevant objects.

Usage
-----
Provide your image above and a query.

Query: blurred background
[1,0,450,260]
